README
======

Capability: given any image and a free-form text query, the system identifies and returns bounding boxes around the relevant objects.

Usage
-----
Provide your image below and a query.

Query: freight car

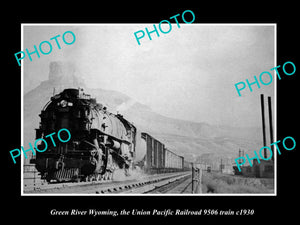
[135,132,189,174]
[32,88,136,182]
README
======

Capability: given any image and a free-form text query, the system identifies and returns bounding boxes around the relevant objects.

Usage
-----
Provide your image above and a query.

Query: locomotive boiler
[33,88,136,182]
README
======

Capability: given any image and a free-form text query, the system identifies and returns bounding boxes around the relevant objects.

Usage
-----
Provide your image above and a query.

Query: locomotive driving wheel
[99,146,109,175]
[95,174,102,181]
[105,151,115,180]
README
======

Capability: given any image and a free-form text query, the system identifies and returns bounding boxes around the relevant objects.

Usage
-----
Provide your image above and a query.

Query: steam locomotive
[34,88,136,182]
[33,88,190,182]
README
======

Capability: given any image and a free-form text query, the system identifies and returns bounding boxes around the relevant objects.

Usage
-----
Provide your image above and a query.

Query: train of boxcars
[32,88,191,182]
[138,132,191,174]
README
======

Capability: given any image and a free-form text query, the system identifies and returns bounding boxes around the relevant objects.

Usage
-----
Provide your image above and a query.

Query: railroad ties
[24,171,203,194]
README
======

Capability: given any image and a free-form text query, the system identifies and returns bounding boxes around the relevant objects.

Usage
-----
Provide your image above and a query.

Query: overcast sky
[23,24,275,127]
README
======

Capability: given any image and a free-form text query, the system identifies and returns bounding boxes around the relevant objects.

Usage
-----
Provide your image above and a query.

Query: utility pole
[268,96,274,161]
[260,94,267,158]
[191,163,194,193]
[220,158,223,173]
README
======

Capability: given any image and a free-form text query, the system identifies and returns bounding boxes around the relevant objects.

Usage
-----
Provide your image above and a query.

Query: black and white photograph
[4,5,297,224]
[21,24,276,195]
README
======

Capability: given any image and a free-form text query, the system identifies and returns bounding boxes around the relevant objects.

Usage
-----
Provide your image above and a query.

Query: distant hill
[24,61,263,165]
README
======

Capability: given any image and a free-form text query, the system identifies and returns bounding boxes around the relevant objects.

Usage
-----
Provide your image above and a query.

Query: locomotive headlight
[60,100,67,107]
[57,100,73,108]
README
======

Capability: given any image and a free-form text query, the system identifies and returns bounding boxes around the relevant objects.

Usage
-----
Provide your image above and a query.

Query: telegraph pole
[260,94,267,158]
[268,96,274,161]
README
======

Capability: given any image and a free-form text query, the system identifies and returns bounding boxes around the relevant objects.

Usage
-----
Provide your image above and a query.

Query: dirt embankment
[202,172,274,194]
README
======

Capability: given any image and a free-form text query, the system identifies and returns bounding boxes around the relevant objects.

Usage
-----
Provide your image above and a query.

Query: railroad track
[24,172,191,194]
[119,173,192,194]
[145,167,202,194]
[145,174,193,194]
